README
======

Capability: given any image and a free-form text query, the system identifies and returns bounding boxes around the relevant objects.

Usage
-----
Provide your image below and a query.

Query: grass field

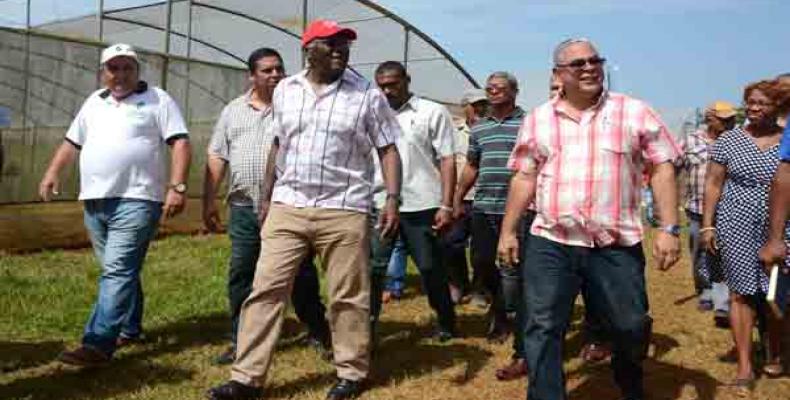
[1,231,789,400]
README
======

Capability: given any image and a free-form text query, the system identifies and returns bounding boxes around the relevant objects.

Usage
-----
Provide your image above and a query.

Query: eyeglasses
[308,38,351,52]
[555,56,606,70]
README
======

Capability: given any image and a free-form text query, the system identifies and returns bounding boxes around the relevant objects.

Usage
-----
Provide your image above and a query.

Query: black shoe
[714,310,730,329]
[326,379,363,400]
[58,345,111,367]
[433,329,455,343]
[206,380,262,400]
[213,347,236,365]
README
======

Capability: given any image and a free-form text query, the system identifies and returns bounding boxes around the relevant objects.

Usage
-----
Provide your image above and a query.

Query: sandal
[725,374,755,397]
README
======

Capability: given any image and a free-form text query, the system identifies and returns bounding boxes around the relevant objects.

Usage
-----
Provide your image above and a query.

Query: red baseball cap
[301,19,357,48]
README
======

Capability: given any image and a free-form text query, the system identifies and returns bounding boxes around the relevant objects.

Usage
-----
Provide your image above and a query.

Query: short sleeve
[780,119,790,162]
[638,102,681,165]
[507,113,540,173]
[207,105,230,160]
[65,98,89,148]
[709,130,733,166]
[365,87,401,149]
[466,125,482,165]
[429,103,456,159]
[156,90,189,141]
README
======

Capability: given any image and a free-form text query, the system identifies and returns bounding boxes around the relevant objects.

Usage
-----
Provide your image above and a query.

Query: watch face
[174,183,187,193]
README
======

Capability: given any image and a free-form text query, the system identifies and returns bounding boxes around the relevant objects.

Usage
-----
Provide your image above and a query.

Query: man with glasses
[208,20,402,400]
[680,101,735,325]
[202,47,331,365]
[454,72,526,343]
[498,38,681,400]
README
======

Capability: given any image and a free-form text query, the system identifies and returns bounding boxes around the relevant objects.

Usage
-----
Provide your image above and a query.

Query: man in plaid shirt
[498,38,681,400]
[680,101,735,322]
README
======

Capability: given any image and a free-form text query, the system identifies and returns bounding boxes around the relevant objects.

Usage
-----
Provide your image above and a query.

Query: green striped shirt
[467,107,524,214]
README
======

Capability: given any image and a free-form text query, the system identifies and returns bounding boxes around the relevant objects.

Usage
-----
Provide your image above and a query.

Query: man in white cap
[208,19,401,400]
[39,43,191,366]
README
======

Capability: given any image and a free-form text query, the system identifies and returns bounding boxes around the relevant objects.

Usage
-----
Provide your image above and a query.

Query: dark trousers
[471,212,523,331]
[523,235,649,400]
[370,208,455,331]
[442,201,473,293]
[227,205,329,347]
[511,211,535,359]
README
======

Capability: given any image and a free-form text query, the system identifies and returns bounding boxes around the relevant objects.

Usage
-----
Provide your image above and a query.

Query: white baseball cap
[100,43,139,64]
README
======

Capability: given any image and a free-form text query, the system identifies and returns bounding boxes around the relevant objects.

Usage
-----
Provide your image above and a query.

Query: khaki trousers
[231,203,371,386]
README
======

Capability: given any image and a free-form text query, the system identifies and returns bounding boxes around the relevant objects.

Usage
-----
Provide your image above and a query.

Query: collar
[99,80,148,99]
[485,106,525,123]
[397,94,419,113]
[294,68,356,97]
[244,88,273,113]
[552,90,609,120]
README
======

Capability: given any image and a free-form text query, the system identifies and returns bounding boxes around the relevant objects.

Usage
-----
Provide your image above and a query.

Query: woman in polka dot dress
[701,80,788,389]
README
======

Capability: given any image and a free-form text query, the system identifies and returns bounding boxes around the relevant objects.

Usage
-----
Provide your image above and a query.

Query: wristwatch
[660,224,681,237]
[386,193,402,206]
[169,182,188,194]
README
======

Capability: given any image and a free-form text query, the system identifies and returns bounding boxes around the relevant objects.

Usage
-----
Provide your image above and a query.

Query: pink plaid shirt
[508,92,680,247]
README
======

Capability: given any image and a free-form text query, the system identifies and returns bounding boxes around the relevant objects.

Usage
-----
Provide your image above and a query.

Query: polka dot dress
[707,128,790,296]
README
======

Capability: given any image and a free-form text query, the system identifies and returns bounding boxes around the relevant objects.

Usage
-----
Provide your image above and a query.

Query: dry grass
[1,230,789,400]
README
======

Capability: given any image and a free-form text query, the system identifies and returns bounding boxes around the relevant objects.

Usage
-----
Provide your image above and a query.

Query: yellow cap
[705,101,737,119]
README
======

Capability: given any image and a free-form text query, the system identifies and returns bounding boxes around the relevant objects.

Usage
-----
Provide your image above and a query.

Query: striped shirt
[508,92,680,247]
[271,69,401,213]
[208,90,273,214]
[468,107,525,214]
[680,128,715,215]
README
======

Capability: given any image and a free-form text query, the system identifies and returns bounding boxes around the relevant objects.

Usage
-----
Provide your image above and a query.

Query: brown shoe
[580,342,611,363]
[58,346,110,367]
[495,358,528,381]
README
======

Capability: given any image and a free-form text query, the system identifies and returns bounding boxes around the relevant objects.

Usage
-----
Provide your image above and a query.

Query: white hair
[487,71,519,94]
[552,38,599,65]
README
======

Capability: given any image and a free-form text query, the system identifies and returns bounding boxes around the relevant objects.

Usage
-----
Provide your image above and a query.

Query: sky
[1,0,787,132]
[378,0,790,131]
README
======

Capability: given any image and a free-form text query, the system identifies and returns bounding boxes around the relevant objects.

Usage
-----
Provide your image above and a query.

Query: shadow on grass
[566,357,721,400]
[0,340,65,373]
[0,312,234,400]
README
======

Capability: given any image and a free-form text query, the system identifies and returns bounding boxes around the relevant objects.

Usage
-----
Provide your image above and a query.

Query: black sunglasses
[556,56,606,69]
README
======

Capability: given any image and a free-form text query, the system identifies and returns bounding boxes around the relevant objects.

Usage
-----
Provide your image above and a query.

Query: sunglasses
[556,56,606,70]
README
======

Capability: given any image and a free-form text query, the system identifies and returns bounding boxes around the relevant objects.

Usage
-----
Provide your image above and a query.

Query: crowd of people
[37,18,789,400]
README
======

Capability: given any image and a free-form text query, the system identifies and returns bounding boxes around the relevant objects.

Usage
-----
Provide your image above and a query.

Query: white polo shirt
[373,95,456,212]
[65,83,188,202]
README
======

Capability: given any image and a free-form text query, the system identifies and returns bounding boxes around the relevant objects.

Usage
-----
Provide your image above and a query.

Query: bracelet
[439,205,453,213]
[699,227,716,233]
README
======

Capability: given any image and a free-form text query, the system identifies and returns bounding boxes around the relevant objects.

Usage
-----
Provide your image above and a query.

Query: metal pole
[184,0,193,121]
[162,0,174,89]
[403,27,409,70]
[301,0,308,68]
[97,0,104,41]
[21,0,31,131]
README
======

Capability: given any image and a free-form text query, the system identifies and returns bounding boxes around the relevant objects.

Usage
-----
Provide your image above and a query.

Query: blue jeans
[686,211,729,312]
[524,236,649,400]
[385,235,407,294]
[82,198,162,355]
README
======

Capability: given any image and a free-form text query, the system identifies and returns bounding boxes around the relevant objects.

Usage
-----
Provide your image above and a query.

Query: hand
[758,238,787,274]
[496,230,520,269]
[38,173,60,201]
[162,189,186,219]
[652,231,680,270]
[257,200,271,228]
[432,207,453,233]
[202,200,222,232]
[452,201,466,221]
[700,229,718,255]
[377,198,400,240]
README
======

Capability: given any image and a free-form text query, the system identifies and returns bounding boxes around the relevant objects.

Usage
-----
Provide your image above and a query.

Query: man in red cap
[208,19,402,400]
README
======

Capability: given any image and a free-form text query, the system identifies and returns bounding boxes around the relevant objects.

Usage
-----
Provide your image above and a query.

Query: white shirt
[373,95,456,211]
[271,69,401,213]
[65,84,188,202]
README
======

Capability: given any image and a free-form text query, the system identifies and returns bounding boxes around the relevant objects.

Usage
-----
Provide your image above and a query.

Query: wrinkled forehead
[555,41,599,64]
